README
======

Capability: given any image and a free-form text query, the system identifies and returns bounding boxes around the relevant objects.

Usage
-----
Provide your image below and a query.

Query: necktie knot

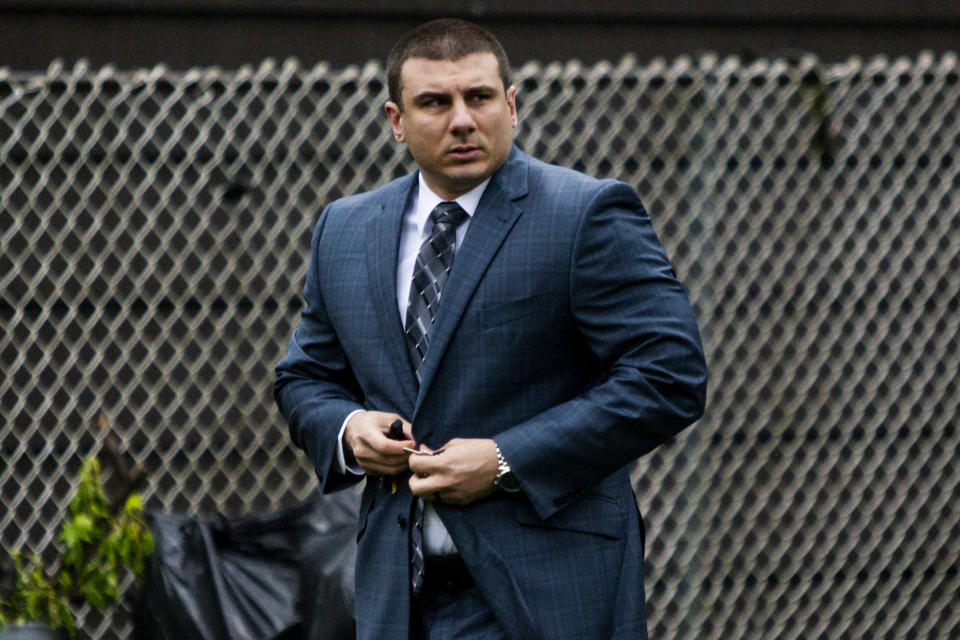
[430,201,469,229]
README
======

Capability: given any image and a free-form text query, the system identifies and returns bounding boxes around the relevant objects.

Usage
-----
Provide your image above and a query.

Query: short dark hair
[386,18,511,108]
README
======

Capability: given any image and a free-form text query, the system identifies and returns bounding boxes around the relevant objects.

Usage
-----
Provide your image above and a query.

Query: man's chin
[438,167,493,193]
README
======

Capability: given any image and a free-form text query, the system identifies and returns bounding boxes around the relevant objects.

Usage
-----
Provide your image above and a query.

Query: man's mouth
[447,145,481,160]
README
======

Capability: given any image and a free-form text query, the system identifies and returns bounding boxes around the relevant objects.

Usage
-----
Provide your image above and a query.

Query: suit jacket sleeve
[274,206,366,493]
[494,180,708,519]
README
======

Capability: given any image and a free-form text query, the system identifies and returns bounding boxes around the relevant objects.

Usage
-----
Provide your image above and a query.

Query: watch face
[499,471,521,492]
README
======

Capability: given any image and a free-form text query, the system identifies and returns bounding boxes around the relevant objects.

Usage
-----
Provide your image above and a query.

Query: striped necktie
[404,201,469,380]
[404,200,468,595]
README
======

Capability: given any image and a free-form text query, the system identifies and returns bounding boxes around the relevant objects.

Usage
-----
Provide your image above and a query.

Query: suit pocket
[515,493,623,540]
[481,290,562,329]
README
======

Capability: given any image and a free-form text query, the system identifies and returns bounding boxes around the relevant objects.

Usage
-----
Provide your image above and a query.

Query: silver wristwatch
[494,444,521,493]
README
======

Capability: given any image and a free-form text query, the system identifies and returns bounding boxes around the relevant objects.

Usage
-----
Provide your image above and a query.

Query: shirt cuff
[337,409,366,475]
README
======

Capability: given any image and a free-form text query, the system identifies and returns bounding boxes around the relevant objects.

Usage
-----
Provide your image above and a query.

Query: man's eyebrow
[411,85,500,102]
[412,91,449,102]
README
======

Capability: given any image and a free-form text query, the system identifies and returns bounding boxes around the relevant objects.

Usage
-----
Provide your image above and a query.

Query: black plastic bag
[133,489,359,640]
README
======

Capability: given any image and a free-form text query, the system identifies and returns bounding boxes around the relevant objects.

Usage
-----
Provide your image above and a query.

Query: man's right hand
[343,411,415,476]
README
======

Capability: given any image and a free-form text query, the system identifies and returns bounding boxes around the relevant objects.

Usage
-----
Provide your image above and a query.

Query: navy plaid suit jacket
[275,146,708,639]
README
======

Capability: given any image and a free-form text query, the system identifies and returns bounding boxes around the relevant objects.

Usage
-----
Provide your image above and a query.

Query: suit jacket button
[397,514,407,529]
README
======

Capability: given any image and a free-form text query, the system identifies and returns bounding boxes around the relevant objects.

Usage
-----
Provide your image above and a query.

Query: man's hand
[408,438,499,505]
[344,411,415,476]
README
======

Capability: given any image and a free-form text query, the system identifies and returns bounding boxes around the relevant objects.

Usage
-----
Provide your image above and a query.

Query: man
[275,18,707,640]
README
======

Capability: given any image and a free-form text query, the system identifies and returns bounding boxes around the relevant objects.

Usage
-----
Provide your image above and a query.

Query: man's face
[385,52,518,200]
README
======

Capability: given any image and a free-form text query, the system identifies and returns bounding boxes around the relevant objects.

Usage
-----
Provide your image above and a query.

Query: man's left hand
[407,438,499,505]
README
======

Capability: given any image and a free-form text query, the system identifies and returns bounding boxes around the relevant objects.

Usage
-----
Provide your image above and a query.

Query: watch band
[494,444,521,492]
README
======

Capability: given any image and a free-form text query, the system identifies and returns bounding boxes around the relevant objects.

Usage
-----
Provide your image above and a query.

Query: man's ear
[506,85,518,128]
[385,101,405,142]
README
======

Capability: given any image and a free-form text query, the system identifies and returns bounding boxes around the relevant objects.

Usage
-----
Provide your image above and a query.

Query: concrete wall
[1,0,958,71]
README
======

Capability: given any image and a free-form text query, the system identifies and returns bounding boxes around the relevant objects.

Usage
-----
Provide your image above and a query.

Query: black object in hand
[386,419,406,494]
[387,419,404,441]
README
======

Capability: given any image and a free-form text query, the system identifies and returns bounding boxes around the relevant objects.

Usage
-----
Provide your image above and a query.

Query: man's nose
[449,98,476,133]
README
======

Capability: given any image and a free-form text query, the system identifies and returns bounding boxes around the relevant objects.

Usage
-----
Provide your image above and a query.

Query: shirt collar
[414,174,490,237]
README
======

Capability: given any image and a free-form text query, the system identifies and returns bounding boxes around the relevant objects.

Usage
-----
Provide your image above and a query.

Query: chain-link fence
[2,52,959,639]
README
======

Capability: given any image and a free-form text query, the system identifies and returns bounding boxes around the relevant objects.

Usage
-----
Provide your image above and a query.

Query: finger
[360,447,411,465]
[367,432,416,458]
[408,473,444,497]
[408,451,444,474]
[355,447,412,470]
[377,439,417,457]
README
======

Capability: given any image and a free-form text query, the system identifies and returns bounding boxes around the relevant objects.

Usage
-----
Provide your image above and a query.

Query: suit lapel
[414,148,530,410]
[365,175,419,412]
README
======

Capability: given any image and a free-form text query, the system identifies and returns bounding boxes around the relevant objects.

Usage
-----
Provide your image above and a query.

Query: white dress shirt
[337,173,491,555]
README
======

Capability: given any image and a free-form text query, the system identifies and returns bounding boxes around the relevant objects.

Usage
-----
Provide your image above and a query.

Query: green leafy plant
[0,456,154,637]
